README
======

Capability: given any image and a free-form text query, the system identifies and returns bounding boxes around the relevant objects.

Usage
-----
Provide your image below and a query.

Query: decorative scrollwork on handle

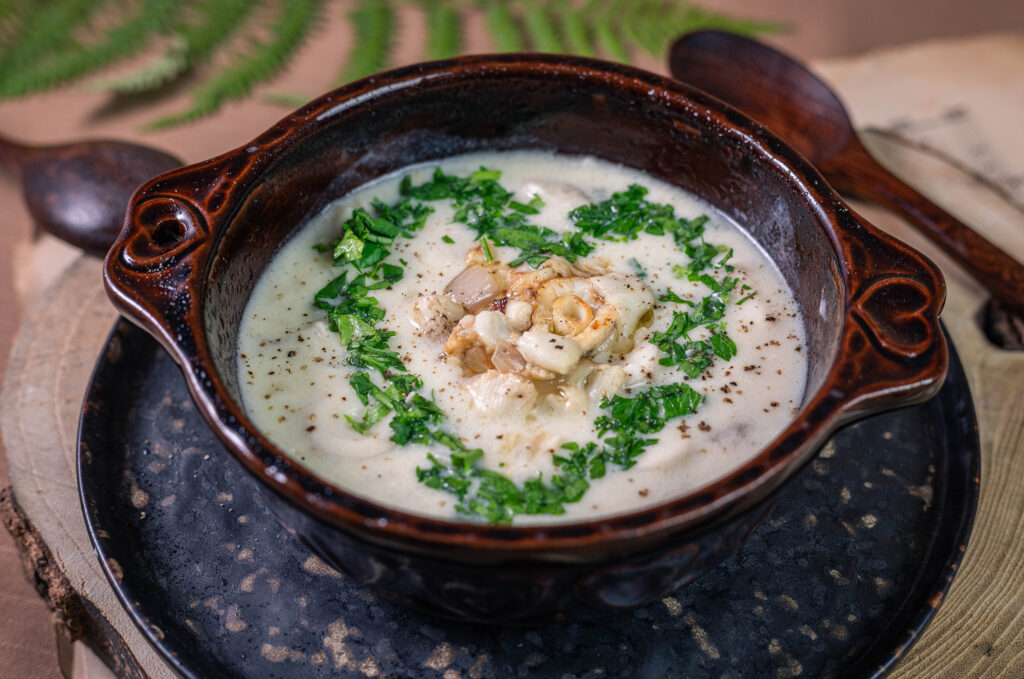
[119,195,209,273]
[850,275,937,361]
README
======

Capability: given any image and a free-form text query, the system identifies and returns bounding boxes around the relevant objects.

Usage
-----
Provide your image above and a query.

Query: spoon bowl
[669,30,853,163]
[0,135,182,257]
[670,30,1024,321]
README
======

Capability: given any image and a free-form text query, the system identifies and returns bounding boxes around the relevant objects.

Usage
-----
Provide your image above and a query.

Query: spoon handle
[821,138,1024,319]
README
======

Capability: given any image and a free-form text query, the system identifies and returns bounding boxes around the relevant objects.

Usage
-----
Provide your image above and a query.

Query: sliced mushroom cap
[444,264,506,313]
[520,180,590,206]
[491,340,527,374]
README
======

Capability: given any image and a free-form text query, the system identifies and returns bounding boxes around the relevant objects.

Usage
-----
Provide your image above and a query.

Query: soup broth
[237,151,807,524]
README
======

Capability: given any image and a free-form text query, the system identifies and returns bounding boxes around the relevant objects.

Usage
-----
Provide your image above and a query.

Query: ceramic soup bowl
[104,54,946,623]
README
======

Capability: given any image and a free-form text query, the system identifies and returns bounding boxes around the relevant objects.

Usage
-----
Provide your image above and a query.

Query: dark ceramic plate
[79,320,978,679]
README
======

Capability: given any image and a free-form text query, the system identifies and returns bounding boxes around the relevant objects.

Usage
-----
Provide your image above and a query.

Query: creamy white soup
[237,151,807,524]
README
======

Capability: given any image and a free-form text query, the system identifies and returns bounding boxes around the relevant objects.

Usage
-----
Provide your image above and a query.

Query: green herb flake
[658,289,693,305]
[629,257,648,278]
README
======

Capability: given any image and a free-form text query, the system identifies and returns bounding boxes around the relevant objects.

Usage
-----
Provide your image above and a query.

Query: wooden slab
[0,258,176,679]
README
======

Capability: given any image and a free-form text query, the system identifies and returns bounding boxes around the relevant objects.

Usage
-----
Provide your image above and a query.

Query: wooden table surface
[2,5,1023,677]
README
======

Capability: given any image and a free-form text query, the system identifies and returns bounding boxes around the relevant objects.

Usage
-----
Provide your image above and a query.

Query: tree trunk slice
[0,257,176,679]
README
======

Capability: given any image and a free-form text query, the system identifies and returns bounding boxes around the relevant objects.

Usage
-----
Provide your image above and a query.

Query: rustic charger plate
[79,320,978,679]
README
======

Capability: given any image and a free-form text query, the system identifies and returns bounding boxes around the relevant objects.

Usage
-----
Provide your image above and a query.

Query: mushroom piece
[409,294,466,341]
[545,385,590,415]
[491,339,527,374]
[584,364,626,402]
[520,180,590,207]
[551,295,595,336]
[444,264,506,313]
[589,274,655,357]
[443,312,514,376]
[472,311,512,352]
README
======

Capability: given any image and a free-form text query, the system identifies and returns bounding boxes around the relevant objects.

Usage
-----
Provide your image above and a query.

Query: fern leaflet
[150,0,322,129]
[1,0,182,98]
[424,1,461,60]
[560,7,595,57]
[523,2,563,53]
[335,0,393,86]
[97,0,260,94]
[482,0,523,52]
[0,0,104,91]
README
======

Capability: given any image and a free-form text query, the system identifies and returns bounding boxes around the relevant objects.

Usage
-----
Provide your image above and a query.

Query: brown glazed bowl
[104,54,946,624]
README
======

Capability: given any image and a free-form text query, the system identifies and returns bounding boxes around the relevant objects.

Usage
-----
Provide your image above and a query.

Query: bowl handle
[103,178,218,375]
[827,209,949,421]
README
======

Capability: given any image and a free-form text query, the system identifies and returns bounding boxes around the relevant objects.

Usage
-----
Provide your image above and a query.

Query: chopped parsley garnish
[312,169,753,524]
[315,196,475,453]
[673,245,735,279]
[658,289,692,305]
[650,294,737,376]
[569,183,708,245]
[401,167,592,268]
[416,382,703,523]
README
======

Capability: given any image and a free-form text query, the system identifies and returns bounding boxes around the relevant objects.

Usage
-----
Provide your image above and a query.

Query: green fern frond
[115,0,260,94]
[335,0,393,86]
[0,0,103,86]
[94,0,259,94]
[522,2,563,53]
[592,0,630,62]
[0,0,780,127]
[675,6,784,39]
[0,0,31,47]
[150,0,322,129]
[263,92,314,108]
[0,0,179,98]
[424,1,461,60]
[176,0,263,68]
[623,0,659,56]
[482,1,523,52]
[560,8,595,58]
[88,36,190,94]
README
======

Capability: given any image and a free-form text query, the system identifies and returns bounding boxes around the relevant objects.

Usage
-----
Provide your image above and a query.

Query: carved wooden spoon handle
[820,138,1024,319]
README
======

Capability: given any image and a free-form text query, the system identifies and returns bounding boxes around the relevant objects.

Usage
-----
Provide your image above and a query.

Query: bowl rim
[103,53,947,556]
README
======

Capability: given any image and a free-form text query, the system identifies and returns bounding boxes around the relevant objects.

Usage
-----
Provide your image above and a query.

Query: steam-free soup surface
[237,151,807,524]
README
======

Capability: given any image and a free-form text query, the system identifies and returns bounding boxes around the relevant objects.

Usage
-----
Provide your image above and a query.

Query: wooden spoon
[669,30,1024,319]
[0,133,181,257]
